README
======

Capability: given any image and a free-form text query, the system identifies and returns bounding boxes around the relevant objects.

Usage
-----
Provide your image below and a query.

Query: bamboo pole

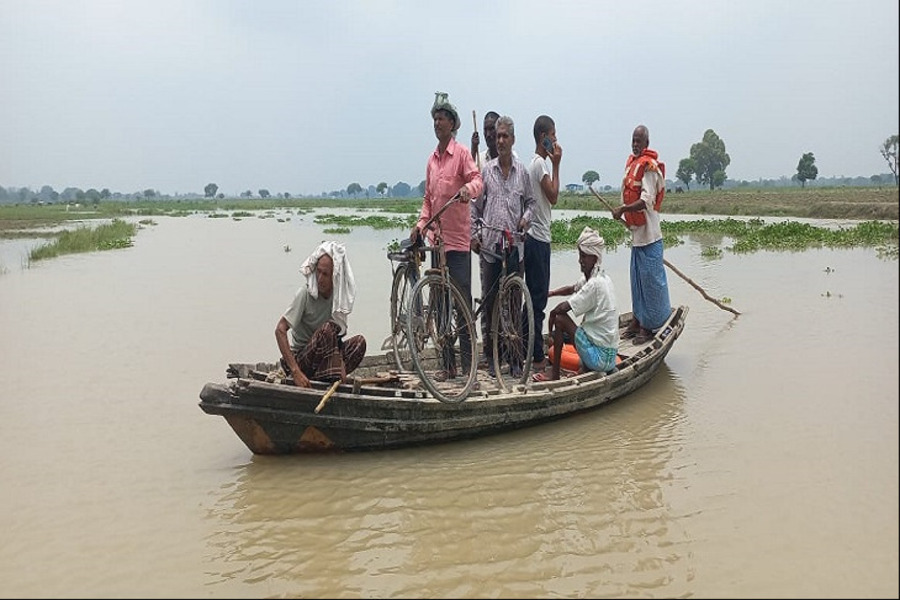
[314,379,341,413]
[588,185,741,316]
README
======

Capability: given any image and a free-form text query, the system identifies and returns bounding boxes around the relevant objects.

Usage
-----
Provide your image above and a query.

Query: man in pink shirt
[409,91,484,380]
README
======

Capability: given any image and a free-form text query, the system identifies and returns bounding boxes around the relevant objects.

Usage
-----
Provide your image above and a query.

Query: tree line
[2,133,896,206]
[580,131,899,191]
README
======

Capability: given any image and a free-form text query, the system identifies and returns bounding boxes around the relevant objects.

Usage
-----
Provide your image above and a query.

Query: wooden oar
[314,379,341,413]
[588,185,741,316]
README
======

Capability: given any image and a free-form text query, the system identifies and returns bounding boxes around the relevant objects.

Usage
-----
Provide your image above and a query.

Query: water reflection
[203,365,693,597]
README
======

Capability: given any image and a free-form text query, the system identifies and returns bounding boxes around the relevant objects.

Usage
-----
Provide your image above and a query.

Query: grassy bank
[2,185,897,233]
[2,187,897,265]
[27,218,137,262]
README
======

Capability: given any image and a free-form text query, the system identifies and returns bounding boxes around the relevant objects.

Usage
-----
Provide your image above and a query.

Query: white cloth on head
[576,226,605,275]
[299,241,356,336]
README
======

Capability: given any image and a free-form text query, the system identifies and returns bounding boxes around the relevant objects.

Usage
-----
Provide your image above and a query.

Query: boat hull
[199,306,688,454]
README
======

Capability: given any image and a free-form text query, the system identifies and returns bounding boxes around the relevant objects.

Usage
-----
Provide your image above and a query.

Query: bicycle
[471,218,535,391]
[405,194,479,403]
[385,236,424,371]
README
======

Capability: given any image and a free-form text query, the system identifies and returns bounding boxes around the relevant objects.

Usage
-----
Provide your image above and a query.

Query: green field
[2,186,897,263]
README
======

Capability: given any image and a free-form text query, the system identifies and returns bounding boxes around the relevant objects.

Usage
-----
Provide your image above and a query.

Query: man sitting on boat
[536,226,620,382]
[275,241,367,388]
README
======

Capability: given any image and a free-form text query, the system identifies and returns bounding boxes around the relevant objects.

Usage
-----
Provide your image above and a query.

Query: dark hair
[484,111,500,121]
[533,115,555,143]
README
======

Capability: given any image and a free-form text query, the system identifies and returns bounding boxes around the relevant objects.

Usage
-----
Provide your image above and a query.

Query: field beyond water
[1,186,897,263]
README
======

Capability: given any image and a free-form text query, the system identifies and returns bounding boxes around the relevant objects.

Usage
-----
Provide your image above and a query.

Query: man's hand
[470,238,481,254]
[410,225,421,243]
[471,131,480,154]
[292,369,311,388]
[457,186,471,203]
[549,142,562,166]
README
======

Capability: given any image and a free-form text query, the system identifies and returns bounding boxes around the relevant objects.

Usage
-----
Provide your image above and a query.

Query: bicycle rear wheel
[491,274,534,389]
[389,263,418,371]
[407,273,478,403]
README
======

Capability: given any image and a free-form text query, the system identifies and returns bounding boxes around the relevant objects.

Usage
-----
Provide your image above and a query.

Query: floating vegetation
[323,226,351,234]
[314,213,415,230]
[208,213,228,219]
[138,218,157,226]
[28,219,137,262]
[548,215,897,259]
[232,211,253,218]
[701,246,724,259]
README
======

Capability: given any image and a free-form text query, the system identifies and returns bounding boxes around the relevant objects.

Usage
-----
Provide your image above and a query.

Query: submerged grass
[27,218,137,262]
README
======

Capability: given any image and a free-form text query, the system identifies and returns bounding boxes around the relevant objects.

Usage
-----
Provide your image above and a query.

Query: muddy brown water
[1,209,897,598]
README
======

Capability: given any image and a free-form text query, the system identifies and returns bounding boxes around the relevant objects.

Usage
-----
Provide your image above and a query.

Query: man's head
[315,253,334,299]
[632,125,649,157]
[576,226,604,277]
[495,115,516,160]
[431,91,460,140]
[483,110,500,155]
[533,115,556,155]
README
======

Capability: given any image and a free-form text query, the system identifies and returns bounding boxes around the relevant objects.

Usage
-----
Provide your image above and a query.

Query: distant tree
[690,129,730,190]
[38,185,56,203]
[417,180,426,196]
[217,193,224,199]
[880,134,898,187]
[795,152,818,188]
[283,192,291,199]
[346,182,363,197]
[676,158,695,190]
[204,183,218,198]
[85,188,102,205]
[241,190,252,198]
[376,182,388,196]
[392,181,411,197]
[258,189,271,198]
[100,188,111,199]
[870,174,883,185]
[18,187,31,203]
[581,170,600,187]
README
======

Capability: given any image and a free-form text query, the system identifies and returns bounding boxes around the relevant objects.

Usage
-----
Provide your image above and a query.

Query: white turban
[576,226,605,274]
[299,241,356,336]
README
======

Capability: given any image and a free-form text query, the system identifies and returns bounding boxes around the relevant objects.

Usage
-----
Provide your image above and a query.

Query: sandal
[632,330,653,345]
[622,319,641,339]
[433,368,457,382]
[532,372,553,383]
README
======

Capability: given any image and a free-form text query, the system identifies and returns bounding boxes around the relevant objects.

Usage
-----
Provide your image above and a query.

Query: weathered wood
[199,307,689,454]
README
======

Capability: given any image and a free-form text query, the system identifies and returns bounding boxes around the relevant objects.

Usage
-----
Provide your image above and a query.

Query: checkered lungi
[286,320,367,383]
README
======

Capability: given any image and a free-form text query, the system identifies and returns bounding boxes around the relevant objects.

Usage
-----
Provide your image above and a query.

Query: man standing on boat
[471,114,535,377]
[275,241,367,388]
[471,110,500,171]
[524,114,562,374]
[612,124,671,345]
[409,91,483,381]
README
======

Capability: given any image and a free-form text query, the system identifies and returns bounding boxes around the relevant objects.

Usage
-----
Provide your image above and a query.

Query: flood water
[1,209,897,598]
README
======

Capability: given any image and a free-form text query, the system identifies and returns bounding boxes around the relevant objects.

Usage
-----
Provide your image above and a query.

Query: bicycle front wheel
[407,273,478,403]
[491,274,534,389]
[389,263,418,371]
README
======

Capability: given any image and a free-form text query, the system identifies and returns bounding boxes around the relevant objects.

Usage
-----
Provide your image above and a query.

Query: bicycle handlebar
[473,218,526,241]
[473,218,526,263]
[419,191,461,235]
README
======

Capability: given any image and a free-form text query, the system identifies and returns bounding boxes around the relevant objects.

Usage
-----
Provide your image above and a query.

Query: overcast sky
[1,0,898,196]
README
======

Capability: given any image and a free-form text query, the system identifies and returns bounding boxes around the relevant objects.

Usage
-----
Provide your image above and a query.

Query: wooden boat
[199,305,688,454]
